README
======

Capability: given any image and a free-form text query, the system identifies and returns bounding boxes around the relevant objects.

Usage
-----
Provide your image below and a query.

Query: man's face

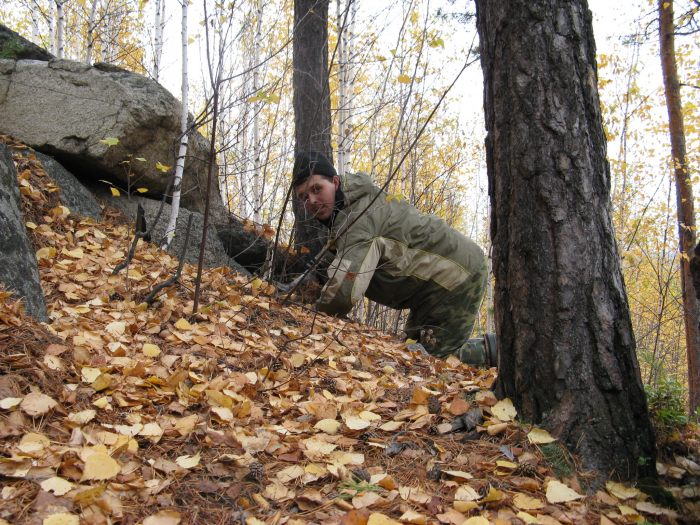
[294,174,340,221]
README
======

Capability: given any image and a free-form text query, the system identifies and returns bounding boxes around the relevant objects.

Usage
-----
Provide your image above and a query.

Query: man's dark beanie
[292,151,338,187]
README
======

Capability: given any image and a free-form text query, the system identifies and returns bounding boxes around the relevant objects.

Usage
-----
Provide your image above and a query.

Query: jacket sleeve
[317,219,383,316]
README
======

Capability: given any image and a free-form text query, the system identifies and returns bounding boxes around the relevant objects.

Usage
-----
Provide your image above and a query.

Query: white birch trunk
[31,0,40,44]
[47,3,55,55]
[153,0,166,81]
[336,0,347,176]
[55,0,65,59]
[85,0,99,64]
[251,0,263,223]
[162,0,189,249]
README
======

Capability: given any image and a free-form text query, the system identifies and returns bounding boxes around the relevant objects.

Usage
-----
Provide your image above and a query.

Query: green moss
[539,442,574,478]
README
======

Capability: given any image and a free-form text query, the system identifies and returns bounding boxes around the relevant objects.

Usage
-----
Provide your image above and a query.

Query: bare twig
[145,214,194,305]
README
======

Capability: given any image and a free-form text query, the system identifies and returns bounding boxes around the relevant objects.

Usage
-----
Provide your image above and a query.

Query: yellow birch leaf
[606,481,642,500]
[491,398,517,421]
[174,318,193,331]
[443,470,474,480]
[106,321,126,337]
[398,510,427,524]
[344,415,371,430]
[67,409,96,425]
[463,518,489,525]
[81,451,121,481]
[276,465,305,483]
[40,476,74,496]
[513,492,545,510]
[352,491,381,509]
[110,187,120,197]
[135,188,149,193]
[43,513,80,525]
[367,513,402,525]
[142,510,182,525]
[36,247,57,259]
[175,452,201,469]
[453,501,478,512]
[93,397,110,409]
[81,367,102,383]
[20,392,57,416]
[26,221,37,229]
[314,418,341,434]
[528,427,557,444]
[0,397,23,409]
[91,373,112,391]
[481,486,503,502]
[454,485,480,501]
[379,421,403,431]
[516,511,539,524]
[397,74,412,84]
[546,480,584,503]
[18,432,50,453]
[143,343,161,357]
[62,247,84,259]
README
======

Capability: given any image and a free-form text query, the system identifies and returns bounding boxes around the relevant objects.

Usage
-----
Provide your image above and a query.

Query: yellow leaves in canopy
[528,427,557,444]
[545,479,584,503]
[397,74,412,84]
[491,398,517,421]
[81,450,121,481]
[20,392,58,416]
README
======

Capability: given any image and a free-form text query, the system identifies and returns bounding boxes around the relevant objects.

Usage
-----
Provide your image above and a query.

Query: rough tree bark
[475,0,657,483]
[292,0,332,263]
[658,0,699,416]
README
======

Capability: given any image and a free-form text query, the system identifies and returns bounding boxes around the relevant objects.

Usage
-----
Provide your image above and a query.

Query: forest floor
[1,139,699,524]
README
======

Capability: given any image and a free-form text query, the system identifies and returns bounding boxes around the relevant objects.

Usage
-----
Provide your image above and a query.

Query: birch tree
[55,0,65,58]
[152,0,165,81]
[85,0,100,63]
[658,0,699,415]
[163,0,189,249]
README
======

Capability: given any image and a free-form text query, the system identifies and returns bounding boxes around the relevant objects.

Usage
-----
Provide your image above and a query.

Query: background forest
[2,0,699,412]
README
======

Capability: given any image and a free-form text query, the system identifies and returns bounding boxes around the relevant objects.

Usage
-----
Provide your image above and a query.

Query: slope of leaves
[0,142,697,524]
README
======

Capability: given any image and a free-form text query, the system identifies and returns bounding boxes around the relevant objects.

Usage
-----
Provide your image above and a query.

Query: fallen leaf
[42,513,80,525]
[18,432,50,454]
[491,398,517,421]
[40,476,74,496]
[344,415,371,430]
[398,509,427,524]
[142,510,182,525]
[454,485,480,502]
[513,493,545,510]
[352,491,382,509]
[175,453,201,469]
[367,513,401,525]
[462,518,489,525]
[315,419,341,434]
[143,343,161,357]
[0,397,23,409]
[546,480,584,503]
[606,481,642,500]
[68,409,97,425]
[528,427,556,444]
[81,451,121,481]
[20,392,57,416]
[174,318,193,331]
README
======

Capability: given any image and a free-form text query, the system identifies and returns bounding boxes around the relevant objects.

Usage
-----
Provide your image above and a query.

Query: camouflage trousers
[404,258,487,362]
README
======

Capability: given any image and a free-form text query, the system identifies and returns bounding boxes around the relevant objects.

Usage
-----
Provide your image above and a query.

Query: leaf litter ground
[0,138,698,524]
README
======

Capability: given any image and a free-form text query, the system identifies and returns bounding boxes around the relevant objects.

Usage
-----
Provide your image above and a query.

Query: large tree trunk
[475,0,657,483]
[292,0,332,263]
[658,0,699,415]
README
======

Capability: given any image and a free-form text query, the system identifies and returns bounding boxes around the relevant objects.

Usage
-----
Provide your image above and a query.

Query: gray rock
[33,151,102,220]
[0,56,228,223]
[95,187,249,275]
[0,144,48,321]
[0,24,53,61]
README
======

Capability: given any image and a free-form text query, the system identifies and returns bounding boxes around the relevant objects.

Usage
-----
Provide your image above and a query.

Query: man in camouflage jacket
[292,152,492,365]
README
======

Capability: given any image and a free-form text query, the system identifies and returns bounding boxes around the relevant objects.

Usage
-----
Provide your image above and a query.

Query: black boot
[458,333,497,367]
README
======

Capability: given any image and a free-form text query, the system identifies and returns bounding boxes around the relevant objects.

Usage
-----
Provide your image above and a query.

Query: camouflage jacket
[317,172,485,316]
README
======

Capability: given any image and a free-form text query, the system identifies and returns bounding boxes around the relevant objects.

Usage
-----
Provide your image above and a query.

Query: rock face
[34,151,102,220]
[0,24,53,61]
[93,186,249,276]
[0,53,228,223]
[0,144,48,321]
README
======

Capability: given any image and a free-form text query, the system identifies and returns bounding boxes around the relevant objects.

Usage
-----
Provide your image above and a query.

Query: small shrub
[645,377,688,435]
